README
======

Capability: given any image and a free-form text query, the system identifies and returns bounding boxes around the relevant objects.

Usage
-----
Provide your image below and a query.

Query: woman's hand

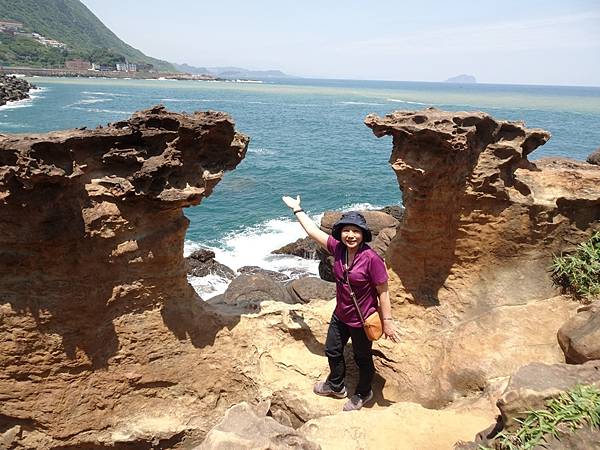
[282,195,301,211]
[383,320,400,343]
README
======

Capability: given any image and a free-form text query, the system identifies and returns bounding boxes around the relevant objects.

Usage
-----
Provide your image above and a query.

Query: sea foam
[184,215,322,299]
[184,202,392,299]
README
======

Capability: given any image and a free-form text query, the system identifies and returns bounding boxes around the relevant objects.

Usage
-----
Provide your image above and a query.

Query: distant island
[444,74,477,84]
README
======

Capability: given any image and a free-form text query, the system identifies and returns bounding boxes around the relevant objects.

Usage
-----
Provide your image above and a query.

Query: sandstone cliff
[0,106,250,448]
[2,106,599,449]
[364,108,600,406]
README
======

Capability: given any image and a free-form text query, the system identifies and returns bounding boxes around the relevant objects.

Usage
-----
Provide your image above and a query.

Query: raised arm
[282,195,329,249]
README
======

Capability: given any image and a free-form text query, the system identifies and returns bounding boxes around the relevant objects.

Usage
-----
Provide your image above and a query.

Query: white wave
[183,203,401,300]
[339,201,391,212]
[340,101,385,106]
[386,98,432,106]
[160,98,212,102]
[80,98,112,104]
[66,106,133,115]
[66,98,112,107]
[0,97,33,110]
[248,147,275,155]
[0,121,26,128]
[212,217,320,272]
[184,216,321,299]
[29,86,46,97]
[81,91,133,97]
[187,273,231,299]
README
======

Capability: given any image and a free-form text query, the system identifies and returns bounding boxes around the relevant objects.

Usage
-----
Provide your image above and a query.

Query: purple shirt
[327,235,388,327]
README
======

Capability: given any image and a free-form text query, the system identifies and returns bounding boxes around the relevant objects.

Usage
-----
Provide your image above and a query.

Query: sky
[80,0,600,86]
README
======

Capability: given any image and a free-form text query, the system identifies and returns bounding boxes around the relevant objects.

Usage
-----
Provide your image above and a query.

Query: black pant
[324,314,374,397]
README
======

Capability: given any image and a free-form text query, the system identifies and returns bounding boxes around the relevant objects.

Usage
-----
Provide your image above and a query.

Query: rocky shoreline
[0,66,219,82]
[1,106,599,449]
[0,74,36,106]
[185,205,403,306]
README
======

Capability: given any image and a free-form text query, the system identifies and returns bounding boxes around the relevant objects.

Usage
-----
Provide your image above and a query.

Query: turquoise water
[3,77,599,296]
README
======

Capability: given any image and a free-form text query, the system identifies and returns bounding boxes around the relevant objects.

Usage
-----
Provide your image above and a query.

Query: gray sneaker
[342,390,374,411]
[313,381,347,399]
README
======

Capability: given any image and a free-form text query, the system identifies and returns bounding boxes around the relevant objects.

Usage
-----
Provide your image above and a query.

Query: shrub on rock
[551,231,600,300]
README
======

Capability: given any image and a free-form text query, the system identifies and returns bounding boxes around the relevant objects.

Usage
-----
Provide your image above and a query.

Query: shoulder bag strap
[344,249,366,326]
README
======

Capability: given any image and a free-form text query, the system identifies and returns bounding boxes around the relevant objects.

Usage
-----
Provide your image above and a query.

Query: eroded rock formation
[0,106,250,448]
[3,106,600,449]
[363,108,600,406]
[366,108,599,307]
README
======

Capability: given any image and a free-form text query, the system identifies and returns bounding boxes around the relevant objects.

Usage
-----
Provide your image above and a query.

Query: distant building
[36,37,66,48]
[65,59,91,70]
[0,20,23,32]
[116,63,137,72]
[44,39,66,49]
[91,63,114,72]
[26,31,67,48]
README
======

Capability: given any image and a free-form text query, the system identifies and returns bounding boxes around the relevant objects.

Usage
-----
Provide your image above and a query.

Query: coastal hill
[0,0,174,71]
[174,63,295,80]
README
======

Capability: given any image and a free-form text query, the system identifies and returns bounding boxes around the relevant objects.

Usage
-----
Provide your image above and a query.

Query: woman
[282,195,399,411]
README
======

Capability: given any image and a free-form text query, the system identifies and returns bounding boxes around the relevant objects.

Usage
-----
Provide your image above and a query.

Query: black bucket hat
[331,211,373,242]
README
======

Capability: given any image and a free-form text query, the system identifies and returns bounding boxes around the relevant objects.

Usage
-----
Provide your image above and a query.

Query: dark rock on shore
[320,210,399,236]
[238,265,290,282]
[378,205,404,221]
[588,147,600,165]
[217,273,293,309]
[272,237,319,259]
[185,249,236,279]
[286,277,336,303]
[0,75,36,106]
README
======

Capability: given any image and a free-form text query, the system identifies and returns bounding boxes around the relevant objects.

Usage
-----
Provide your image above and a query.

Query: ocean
[3,76,600,298]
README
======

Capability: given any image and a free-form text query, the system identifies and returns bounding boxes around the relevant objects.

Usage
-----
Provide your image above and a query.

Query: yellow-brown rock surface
[365,108,600,406]
[0,106,252,448]
[2,106,600,449]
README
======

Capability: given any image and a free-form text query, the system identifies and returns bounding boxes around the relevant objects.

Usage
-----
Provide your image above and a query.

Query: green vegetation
[0,33,67,67]
[551,231,600,300]
[482,384,600,450]
[0,0,174,71]
[86,48,125,66]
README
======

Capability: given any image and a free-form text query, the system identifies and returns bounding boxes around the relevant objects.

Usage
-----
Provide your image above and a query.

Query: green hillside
[0,0,174,71]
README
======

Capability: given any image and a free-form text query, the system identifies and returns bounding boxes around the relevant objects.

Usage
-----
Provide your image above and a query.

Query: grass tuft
[479,384,600,450]
[551,231,600,301]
